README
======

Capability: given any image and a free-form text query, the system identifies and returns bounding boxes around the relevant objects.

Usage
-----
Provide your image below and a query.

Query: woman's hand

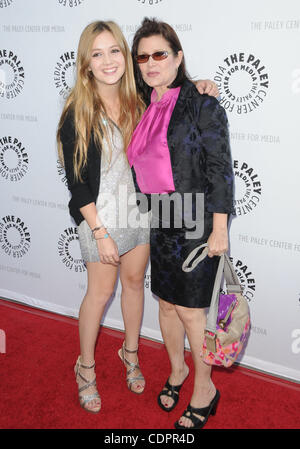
[207,230,228,257]
[78,203,120,265]
[96,234,120,266]
[207,213,228,257]
[195,79,219,97]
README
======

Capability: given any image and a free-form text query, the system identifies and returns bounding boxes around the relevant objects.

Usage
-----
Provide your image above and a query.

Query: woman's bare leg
[119,243,150,392]
[175,305,216,428]
[77,261,118,411]
[158,298,189,408]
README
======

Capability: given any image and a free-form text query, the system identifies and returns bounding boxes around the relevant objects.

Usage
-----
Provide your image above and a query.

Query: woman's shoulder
[183,79,218,105]
[178,79,219,114]
[180,79,227,127]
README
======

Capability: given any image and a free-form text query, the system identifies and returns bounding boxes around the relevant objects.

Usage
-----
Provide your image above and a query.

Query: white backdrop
[0,0,299,382]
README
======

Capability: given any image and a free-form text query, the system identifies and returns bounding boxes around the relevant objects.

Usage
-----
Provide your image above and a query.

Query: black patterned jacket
[132,79,234,239]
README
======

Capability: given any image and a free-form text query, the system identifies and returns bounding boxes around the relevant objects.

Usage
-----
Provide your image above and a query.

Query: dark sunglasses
[136,51,170,64]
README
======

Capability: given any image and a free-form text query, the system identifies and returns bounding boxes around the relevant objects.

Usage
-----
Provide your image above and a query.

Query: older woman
[127,18,234,429]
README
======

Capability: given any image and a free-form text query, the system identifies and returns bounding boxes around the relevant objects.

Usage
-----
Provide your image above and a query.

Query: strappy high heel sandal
[157,379,184,412]
[118,341,145,394]
[174,389,220,429]
[74,356,101,413]
[157,369,189,412]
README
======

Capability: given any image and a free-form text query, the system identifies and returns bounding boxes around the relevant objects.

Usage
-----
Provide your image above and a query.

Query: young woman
[57,21,150,413]
[128,18,234,429]
[57,20,217,414]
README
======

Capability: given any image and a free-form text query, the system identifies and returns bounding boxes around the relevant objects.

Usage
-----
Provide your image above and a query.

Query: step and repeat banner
[0,0,299,381]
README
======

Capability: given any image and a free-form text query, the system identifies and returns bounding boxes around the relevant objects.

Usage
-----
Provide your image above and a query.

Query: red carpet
[0,298,299,430]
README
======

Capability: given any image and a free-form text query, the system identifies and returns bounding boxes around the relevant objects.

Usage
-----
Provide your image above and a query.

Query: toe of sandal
[157,379,183,412]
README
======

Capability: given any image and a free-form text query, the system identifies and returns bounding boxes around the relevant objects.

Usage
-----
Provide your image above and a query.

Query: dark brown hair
[131,17,189,103]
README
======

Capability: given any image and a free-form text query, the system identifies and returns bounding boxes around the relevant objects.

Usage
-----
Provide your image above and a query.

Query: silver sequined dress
[77,122,150,262]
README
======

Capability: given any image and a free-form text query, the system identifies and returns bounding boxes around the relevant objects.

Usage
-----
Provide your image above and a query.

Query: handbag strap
[182,243,242,334]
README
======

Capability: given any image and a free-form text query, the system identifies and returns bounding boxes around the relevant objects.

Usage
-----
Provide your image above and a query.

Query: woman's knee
[175,305,206,328]
[121,272,144,292]
[85,286,115,307]
[159,298,176,315]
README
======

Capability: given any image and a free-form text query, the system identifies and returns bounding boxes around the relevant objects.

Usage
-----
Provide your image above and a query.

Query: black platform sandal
[174,389,220,429]
[157,375,188,412]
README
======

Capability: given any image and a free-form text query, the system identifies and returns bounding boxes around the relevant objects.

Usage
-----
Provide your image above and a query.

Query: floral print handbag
[182,244,250,368]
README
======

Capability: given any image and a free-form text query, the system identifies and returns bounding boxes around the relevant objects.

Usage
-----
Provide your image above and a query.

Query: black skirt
[150,226,219,309]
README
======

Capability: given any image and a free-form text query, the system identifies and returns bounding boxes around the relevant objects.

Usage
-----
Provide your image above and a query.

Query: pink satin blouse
[127,87,181,194]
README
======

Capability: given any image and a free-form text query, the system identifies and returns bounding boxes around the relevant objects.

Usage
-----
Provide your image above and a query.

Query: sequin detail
[77,123,149,262]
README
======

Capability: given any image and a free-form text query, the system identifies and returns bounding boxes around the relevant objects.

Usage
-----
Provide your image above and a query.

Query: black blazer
[132,79,234,240]
[60,112,101,226]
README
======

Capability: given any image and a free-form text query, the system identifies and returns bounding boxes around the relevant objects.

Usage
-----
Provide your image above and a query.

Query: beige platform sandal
[74,356,101,413]
[118,342,145,394]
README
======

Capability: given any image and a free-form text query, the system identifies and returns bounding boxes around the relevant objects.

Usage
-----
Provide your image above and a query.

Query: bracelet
[91,224,104,239]
[91,225,104,238]
[94,232,110,240]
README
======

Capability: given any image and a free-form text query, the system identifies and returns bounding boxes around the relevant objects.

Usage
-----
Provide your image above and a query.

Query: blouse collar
[150,86,181,105]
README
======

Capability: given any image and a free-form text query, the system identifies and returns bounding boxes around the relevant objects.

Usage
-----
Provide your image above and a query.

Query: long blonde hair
[57,20,145,181]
